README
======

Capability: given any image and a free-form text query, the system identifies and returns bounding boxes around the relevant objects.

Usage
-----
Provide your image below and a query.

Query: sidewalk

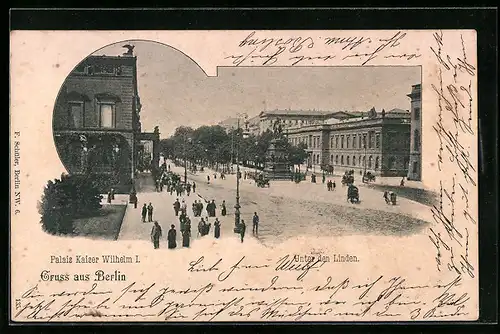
[117,170,250,248]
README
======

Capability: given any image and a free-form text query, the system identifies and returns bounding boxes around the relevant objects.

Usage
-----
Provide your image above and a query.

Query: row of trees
[160,125,309,172]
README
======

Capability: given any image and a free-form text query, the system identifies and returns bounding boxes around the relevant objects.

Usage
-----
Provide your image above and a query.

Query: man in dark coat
[252,212,260,235]
[147,203,154,222]
[151,222,162,249]
[221,200,227,216]
[141,204,147,222]
[214,218,221,238]
[167,224,177,249]
[239,220,246,243]
[185,217,192,237]
[198,218,205,237]
[192,182,196,193]
[182,229,190,247]
[173,199,180,216]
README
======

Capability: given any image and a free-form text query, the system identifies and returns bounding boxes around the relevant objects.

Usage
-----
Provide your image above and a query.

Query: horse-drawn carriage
[256,176,270,188]
[362,171,376,183]
[321,164,334,175]
[347,184,360,203]
[341,174,354,186]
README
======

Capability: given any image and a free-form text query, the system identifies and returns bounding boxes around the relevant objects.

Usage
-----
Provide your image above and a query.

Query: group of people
[150,222,182,249]
[141,203,155,222]
[383,191,398,205]
[142,161,263,249]
[326,180,337,191]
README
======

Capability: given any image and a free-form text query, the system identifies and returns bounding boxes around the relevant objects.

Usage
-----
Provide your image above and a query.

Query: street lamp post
[183,135,191,184]
[234,113,248,227]
[234,118,241,227]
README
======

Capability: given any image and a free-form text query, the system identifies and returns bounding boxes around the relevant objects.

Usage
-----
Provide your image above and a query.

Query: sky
[92,40,421,138]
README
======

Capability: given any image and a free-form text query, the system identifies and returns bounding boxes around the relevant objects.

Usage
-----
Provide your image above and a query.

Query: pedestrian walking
[192,200,198,216]
[132,194,138,208]
[110,188,115,200]
[221,200,227,216]
[181,199,187,215]
[214,218,221,238]
[400,177,405,187]
[240,220,246,243]
[147,203,154,222]
[141,204,147,222]
[252,212,259,235]
[198,218,205,237]
[182,229,190,247]
[322,174,326,184]
[167,225,177,249]
[192,182,196,193]
[383,191,390,204]
[150,222,162,249]
[173,199,180,216]
[333,180,336,191]
[207,175,210,184]
[107,191,112,204]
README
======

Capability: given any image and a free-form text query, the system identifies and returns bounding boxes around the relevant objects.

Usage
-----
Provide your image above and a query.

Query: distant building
[258,109,360,135]
[217,115,260,136]
[407,84,422,181]
[53,49,159,192]
[287,108,411,176]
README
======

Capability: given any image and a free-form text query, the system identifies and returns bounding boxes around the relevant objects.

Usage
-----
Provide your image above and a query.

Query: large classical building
[287,108,412,177]
[258,109,361,135]
[406,84,422,181]
[53,48,159,192]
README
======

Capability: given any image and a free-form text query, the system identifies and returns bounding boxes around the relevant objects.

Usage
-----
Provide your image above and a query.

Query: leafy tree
[38,174,103,235]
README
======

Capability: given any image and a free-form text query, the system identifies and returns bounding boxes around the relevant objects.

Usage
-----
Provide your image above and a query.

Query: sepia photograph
[49,40,430,248]
[10,29,480,322]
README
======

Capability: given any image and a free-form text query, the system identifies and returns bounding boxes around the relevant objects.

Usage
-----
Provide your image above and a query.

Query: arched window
[375,156,380,169]
[341,155,344,165]
[413,129,421,151]
[353,135,357,148]
[353,155,356,166]
[330,154,334,164]
[347,156,350,165]
[368,156,373,169]
[358,156,362,165]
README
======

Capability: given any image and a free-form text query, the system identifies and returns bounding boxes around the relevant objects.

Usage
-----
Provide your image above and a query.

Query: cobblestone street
[117,161,433,247]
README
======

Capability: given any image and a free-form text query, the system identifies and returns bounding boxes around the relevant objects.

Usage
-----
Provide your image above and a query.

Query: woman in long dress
[214,218,221,239]
[167,224,177,249]
[182,230,190,247]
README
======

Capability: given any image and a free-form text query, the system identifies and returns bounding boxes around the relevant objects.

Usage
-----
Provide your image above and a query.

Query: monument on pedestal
[263,119,292,180]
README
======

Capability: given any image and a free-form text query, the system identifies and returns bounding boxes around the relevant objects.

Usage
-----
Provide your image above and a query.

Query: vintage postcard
[10,30,478,322]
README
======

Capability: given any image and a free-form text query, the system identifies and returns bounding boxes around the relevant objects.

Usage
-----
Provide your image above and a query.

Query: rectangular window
[353,135,357,148]
[341,135,344,149]
[68,102,83,128]
[99,103,114,128]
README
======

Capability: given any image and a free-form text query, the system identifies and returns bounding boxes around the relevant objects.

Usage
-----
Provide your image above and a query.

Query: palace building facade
[53,50,160,192]
[286,108,412,177]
